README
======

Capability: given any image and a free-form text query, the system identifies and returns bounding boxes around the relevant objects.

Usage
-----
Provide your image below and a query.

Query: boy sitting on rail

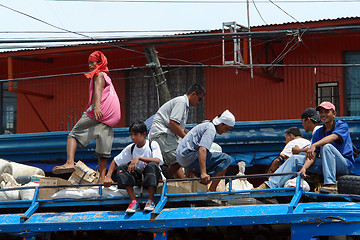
[103,121,163,213]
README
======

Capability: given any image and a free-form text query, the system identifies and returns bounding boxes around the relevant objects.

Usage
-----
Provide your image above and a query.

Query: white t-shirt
[280,138,311,158]
[114,140,163,172]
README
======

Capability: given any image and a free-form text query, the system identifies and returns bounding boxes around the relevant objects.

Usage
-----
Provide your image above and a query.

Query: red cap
[316,101,335,111]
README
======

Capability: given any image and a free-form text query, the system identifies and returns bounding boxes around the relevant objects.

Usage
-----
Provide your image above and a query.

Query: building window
[344,52,360,116]
[316,82,339,114]
[1,82,17,134]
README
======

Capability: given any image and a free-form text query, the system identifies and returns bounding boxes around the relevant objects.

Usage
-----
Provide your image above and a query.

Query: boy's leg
[118,164,141,213]
[125,186,140,213]
[125,186,136,201]
[143,163,159,211]
[148,186,155,201]
[143,162,161,206]
[143,162,161,188]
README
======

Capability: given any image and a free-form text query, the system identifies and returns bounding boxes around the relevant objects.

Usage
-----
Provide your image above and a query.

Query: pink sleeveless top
[85,72,121,127]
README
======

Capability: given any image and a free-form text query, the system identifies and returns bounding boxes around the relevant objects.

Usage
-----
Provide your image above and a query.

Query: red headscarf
[84,51,109,79]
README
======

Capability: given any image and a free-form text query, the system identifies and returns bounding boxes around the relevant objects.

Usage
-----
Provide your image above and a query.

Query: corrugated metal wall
[205,30,360,121]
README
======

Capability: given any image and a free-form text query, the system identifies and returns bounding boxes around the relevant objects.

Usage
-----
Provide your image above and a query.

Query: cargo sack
[68,160,99,184]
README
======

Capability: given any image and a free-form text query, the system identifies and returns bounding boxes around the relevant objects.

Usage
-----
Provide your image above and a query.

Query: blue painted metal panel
[1,201,360,236]
[0,117,359,172]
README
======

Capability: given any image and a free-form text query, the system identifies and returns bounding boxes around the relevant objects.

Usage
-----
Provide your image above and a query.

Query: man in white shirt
[267,127,310,173]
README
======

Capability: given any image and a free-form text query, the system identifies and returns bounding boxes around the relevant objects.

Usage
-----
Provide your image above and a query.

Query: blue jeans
[186,152,234,176]
[266,144,350,188]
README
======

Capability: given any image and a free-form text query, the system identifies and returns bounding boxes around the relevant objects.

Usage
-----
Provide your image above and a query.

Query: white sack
[225,161,253,191]
[101,186,128,197]
[20,182,39,200]
[284,177,310,192]
[83,187,100,198]
[51,188,85,199]
[1,175,21,200]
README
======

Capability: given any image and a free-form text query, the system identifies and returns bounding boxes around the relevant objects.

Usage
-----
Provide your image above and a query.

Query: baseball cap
[316,101,335,111]
[301,108,320,122]
[212,110,235,127]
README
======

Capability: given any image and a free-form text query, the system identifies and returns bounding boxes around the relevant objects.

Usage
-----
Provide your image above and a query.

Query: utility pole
[144,46,171,107]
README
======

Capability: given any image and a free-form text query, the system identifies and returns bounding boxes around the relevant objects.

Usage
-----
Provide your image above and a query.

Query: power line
[252,0,268,25]
[267,0,308,29]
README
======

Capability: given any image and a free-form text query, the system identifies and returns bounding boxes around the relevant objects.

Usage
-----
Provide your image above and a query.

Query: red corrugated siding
[205,30,360,121]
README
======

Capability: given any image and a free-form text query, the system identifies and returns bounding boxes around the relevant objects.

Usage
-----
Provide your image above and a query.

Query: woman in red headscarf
[52,51,121,183]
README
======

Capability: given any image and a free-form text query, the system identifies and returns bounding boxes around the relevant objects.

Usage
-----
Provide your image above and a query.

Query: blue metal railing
[2,173,360,240]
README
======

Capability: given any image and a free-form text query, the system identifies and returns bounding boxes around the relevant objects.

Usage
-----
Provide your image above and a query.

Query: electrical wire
[267,0,308,29]
[252,0,268,25]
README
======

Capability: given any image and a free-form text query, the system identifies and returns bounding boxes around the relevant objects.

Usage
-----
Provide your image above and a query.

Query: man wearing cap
[52,51,121,183]
[257,101,354,193]
[176,110,235,191]
[292,108,321,154]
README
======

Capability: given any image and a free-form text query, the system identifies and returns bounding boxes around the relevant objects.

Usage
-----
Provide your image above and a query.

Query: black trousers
[117,162,161,189]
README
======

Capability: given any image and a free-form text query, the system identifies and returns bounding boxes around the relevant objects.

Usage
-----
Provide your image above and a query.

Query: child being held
[104,121,163,213]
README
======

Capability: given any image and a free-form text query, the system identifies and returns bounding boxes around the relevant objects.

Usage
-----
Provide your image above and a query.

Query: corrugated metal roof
[253,16,360,28]
[1,16,359,55]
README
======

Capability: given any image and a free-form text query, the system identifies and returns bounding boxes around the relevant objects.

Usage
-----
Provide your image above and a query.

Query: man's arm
[299,157,315,178]
[306,133,339,160]
[198,146,210,185]
[93,73,105,120]
[169,120,186,138]
[292,145,308,154]
[267,154,286,173]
